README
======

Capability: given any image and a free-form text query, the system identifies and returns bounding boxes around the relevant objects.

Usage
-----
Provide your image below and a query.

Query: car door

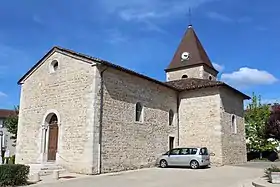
[166,148,181,166]
[177,148,191,166]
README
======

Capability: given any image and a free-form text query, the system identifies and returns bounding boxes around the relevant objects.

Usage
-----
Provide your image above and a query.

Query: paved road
[31,163,272,187]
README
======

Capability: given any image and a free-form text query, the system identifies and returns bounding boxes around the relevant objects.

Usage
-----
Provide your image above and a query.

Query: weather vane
[188,7,192,27]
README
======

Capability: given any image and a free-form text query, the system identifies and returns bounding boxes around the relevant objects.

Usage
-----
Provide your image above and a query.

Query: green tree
[265,104,280,140]
[245,93,278,158]
[3,106,19,146]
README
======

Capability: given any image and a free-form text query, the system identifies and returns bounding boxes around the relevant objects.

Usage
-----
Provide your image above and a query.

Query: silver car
[156,147,210,169]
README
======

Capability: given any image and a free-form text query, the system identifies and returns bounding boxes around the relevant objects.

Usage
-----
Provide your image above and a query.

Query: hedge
[0,164,30,186]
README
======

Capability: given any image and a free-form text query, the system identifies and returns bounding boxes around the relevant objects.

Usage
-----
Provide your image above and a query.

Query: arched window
[169,110,174,126]
[135,102,143,122]
[49,114,58,125]
[182,75,188,79]
[209,76,212,81]
[231,115,237,134]
[49,60,59,73]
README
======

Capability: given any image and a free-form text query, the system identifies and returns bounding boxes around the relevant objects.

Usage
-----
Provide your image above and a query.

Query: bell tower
[165,25,218,81]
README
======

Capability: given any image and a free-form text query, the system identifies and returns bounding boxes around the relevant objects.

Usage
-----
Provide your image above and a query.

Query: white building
[0,109,16,162]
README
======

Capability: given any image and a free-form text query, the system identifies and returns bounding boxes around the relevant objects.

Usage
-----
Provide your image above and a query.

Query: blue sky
[0,0,279,109]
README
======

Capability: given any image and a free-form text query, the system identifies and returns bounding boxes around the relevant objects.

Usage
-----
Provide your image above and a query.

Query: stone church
[16,25,250,174]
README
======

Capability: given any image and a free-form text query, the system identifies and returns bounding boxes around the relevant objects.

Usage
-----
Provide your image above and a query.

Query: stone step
[38,169,66,176]
[40,165,64,170]
[28,163,66,176]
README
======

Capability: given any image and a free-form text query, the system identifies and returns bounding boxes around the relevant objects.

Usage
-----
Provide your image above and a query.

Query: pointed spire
[165,26,218,73]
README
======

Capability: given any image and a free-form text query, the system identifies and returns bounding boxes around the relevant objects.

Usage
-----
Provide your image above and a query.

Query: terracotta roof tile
[166,26,218,73]
[0,109,16,118]
[18,46,250,100]
[166,78,250,99]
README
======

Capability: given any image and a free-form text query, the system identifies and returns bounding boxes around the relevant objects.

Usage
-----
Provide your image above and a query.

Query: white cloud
[213,62,224,72]
[262,98,280,105]
[33,15,43,24]
[238,17,252,23]
[0,91,7,98]
[98,0,217,17]
[207,12,232,22]
[221,67,278,87]
[119,10,166,21]
[105,29,127,44]
[97,0,219,32]
[206,12,252,23]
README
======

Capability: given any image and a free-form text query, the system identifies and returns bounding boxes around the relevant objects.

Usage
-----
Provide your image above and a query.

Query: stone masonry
[166,66,217,81]
[16,25,249,175]
[100,67,178,173]
[16,51,99,174]
[220,88,247,165]
[178,88,223,165]
[178,87,247,166]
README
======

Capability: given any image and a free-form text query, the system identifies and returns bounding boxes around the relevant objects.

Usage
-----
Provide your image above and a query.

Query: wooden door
[48,124,58,161]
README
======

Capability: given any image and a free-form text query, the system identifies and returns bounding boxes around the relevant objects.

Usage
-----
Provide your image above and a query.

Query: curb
[252,181,266,187]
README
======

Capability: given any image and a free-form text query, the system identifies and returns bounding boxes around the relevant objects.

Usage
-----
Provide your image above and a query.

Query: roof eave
[165,63,219,74]
[175,84,250,100]
[17,47,59,85]
[18,46,178,92]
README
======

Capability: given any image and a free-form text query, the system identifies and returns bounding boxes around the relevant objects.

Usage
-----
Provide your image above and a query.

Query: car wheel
[160,159,168,168]
[190,160,199,169]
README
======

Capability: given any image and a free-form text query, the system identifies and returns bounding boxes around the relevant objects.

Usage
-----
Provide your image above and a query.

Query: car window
[180,148,197,155]
[169,149,180,155]
[180,148,190,155]
[190,148,198,155]
[199,148,209,155]
[163,151,169,155]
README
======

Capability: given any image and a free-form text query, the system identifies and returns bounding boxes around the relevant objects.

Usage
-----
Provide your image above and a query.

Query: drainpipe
[98,65,108,174]
[177,93,180,146]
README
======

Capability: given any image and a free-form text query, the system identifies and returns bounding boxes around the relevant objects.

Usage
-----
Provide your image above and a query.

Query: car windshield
[199,148,208,155]
[163,151,169,155]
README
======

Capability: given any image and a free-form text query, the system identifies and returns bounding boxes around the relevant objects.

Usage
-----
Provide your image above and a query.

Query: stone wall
[166,66,217,81]
[16,51,98,174]
[220,88,247,165]
[178,88,223,165]
[202,66,217,81]
[166,66,203,81]
[100,67,178,173]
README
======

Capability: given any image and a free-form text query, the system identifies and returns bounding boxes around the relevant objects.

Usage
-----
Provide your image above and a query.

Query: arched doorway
[47,114,59,161]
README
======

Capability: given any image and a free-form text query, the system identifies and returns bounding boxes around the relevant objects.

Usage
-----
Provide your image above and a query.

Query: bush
[0,164,30,186]
[264,165,280,181]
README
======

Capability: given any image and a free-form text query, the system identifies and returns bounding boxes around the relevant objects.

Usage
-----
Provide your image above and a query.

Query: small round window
[182,75,188,79]
[50,60,59,73]
[209,76,212,80]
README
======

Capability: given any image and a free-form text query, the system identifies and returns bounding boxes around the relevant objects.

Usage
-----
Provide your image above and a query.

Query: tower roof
[165,25,218,73]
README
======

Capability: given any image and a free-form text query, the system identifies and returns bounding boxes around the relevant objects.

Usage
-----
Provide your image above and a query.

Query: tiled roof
[17,46,177,91]
[0,109,15,118]
[166,25,217,73]
[166,78,250,99]
[18,46,250,100]
[166,78,224,91]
